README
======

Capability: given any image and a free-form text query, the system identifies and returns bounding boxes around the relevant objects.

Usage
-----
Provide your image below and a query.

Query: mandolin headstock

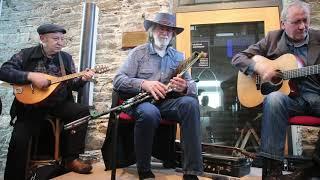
[94,65,109,74]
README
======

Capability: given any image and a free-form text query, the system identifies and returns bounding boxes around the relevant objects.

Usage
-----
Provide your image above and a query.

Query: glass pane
[191,22,264,150]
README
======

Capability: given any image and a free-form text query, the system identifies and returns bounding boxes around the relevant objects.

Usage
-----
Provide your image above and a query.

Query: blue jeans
[260,91,320,161]
[130,96,203,175]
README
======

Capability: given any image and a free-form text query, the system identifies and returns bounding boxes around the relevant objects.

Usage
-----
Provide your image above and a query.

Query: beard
[153,34,171,50]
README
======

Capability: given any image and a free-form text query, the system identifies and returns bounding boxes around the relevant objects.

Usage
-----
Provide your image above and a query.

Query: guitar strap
[289,55,305,97]
[295,55,306,68]
[58,52,66,76]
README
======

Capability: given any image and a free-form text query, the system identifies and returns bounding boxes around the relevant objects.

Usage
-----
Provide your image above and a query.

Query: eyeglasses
[155,25,174,33]
[286,18,309,26]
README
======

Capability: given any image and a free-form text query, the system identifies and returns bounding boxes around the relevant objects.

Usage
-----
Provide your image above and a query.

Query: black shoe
[262,158,306,180]
[162,160,176,169]
[183,174,199,180]
[262,157,283,180]
[283,169,306,180]
[138,170,155,180]
[283,163,316,180]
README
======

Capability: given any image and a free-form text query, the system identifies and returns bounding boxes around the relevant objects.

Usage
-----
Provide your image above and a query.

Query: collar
[29,44,46,59]
[148,43,157,55]
[148,43,175,59]
[30,44,59,60]
[285,32,309,48]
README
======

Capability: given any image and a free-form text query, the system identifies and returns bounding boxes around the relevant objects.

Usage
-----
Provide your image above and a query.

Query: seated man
[231,1,320,179]
[0,23,95,180]
[113,12,203,180]
[200,95,215,117]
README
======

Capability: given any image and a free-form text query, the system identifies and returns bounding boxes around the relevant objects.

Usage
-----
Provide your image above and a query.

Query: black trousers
[4,101,90,180]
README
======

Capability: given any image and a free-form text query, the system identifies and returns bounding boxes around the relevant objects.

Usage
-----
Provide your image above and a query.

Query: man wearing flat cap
[0,23,95,179]
[112,12,203,180]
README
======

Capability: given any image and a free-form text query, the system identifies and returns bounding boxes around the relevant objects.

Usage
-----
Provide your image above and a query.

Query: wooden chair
[104,90,177,180]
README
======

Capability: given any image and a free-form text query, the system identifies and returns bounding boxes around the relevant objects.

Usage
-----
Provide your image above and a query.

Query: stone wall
[0,0,172,176]
[300,0,320,156]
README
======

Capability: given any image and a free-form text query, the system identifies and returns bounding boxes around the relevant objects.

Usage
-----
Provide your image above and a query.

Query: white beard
[153,34,171,51]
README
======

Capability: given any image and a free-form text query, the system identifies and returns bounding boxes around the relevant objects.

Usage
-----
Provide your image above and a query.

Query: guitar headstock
[94,65,109,74]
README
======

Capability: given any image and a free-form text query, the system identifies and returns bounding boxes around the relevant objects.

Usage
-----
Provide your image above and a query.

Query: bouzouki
[237,54,320,108]
[13,65,109,104]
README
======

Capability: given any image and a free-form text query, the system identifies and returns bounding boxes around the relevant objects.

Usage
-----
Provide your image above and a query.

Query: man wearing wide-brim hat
[0,23,95,179]
[111,12,203,180]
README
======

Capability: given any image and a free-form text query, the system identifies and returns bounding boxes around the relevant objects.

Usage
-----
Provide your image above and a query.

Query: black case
[202,153,251,177]
[283,155,313,171]
[175,142,252,177]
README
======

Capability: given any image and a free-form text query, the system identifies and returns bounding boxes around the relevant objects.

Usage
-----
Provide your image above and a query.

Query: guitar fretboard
[283,64,320,79]
[50,71,87,84]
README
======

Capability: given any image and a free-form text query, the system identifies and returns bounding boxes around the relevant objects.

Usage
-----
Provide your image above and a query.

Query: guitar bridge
[30,84,34,94]
[14,87,23,94]
[255,75,261,90]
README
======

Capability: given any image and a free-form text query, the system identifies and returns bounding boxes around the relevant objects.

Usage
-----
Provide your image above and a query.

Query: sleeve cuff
[245,62,256,75]
[185,81,197,95]
[133,79,145,92]
[23,72,30,83]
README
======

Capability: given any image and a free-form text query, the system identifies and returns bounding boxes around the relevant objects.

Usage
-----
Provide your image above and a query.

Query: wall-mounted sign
[192,41,210,68]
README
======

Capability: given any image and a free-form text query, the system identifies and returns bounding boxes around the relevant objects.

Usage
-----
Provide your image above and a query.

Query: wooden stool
[234,113,261,152]
[26,116,63,176]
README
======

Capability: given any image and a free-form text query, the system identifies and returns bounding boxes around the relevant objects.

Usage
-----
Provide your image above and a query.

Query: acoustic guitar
[13,65,109,104]
[237,54,320,108]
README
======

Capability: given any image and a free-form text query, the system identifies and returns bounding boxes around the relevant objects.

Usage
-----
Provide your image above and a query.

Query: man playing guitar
[232,1,320,179]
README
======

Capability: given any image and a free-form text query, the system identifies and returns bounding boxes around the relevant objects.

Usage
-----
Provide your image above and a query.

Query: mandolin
[13,65,109,104]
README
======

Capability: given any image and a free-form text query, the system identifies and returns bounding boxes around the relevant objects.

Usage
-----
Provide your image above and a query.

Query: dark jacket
[0,45,82,123]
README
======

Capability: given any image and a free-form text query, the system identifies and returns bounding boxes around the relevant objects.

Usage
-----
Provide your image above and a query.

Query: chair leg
[48,118,61,161]
[234,129,245,148]
[25,138,33,178]
[54,119,61,161]
[111,112,120,180]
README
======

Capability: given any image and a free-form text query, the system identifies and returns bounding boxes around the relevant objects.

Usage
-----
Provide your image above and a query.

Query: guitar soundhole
[261,82,283,95]
[261,70,283,95]
[270,70,283,85]
[270,76,282,85]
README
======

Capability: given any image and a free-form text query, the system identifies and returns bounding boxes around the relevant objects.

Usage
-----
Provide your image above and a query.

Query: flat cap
[37,24,66,35]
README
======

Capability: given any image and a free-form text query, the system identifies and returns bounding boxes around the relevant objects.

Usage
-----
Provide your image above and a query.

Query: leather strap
[58,52,66,76]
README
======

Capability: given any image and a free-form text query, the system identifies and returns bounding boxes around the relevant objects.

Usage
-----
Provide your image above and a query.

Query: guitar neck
[283,64,320,79]
[50,71,87,84]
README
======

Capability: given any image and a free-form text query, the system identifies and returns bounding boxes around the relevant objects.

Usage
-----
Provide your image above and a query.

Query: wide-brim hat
[37,23,66,35]
[144,13,184,35]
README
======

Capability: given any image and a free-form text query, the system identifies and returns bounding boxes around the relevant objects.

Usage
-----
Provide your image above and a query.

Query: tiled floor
[55,162,262,180]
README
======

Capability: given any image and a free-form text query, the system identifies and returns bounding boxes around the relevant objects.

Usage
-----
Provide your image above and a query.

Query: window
[192,22,264,145]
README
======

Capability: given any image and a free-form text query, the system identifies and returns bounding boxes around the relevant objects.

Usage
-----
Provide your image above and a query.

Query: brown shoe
[65,158,93,174]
